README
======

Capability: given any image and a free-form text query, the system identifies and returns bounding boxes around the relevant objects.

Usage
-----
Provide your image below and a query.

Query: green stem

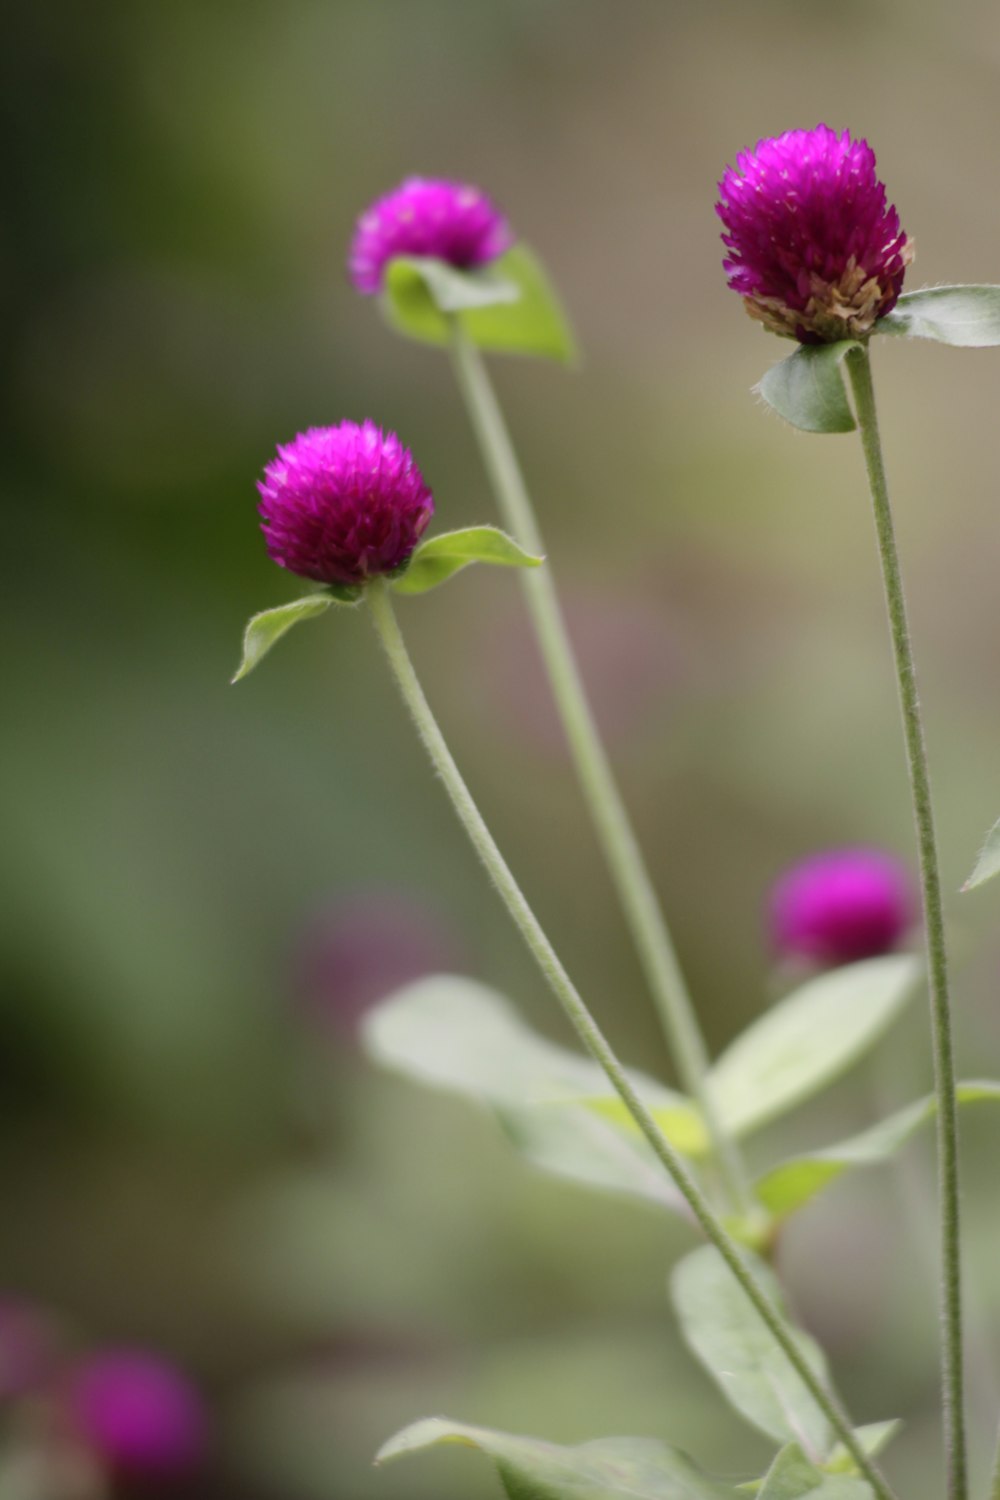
[447,321,748,1215]
[846,345,966,1500]
[367,575,897,1500]
[989,1418,1000,1500]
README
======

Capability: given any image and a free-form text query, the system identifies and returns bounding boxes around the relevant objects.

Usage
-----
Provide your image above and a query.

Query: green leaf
[877,286,1000,346]
[963,816,1000,891]
[757,1444,872,1500]
[231,593,356,682]
[706,955,920,1139]
[671,1246,833,1458]
[755,1080,1000,1219]
[497,1103,689,1215]
[376,1417,734,1500]
[824,1423,901,1477]
[756,341,861,434]
[391,525,543,595]
[361,975,700,1209]
[381,244,577,362]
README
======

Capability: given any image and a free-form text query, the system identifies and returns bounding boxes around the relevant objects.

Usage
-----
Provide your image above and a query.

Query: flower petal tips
[349,177,513,295]
[717,125,911,343]
[257,422,434,587]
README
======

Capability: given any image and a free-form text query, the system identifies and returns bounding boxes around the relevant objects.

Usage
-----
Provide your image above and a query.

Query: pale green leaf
[757,1444,872,1500]
[392,525,543,595]
[361,975,698,1209]
[824,1422,901,1476]
[877,286,1000,346]
[381,244,577,362]
[706,955,920,1139]
[755,1081,1000,1219]
[671,1246,833,1457]
[231,593,355,682]
[376,1417,734,1500]
[963,816,1000,891]
[756,341,861,434]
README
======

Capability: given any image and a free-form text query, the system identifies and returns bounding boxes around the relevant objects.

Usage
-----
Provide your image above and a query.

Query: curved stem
[447,321,748,1214]
[845,345,966,1500]
[366,575,897,1500]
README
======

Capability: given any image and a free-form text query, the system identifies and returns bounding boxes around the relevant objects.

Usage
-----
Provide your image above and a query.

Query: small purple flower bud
[349,177,513,295]
[769,847,915,968]
[717,125,912,344]
[296,888,466,1036]
[257,421,434,587]
[67,1350,207,1478]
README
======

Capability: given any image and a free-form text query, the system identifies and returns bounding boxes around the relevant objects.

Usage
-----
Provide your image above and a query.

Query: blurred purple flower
[296,889,465,1035]
[717,125,911,343]
[257,421,433,586]
[349,177,513,295]
[0,1298,59,1402]
[769,847,915,967]
[68,1349,206,1478]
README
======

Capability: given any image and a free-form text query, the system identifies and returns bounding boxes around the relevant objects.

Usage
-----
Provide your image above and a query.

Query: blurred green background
[5,1,1000,1496]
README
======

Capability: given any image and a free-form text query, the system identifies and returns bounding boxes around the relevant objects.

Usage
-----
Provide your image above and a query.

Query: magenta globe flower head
[67,1349,207,1478]
[258,421,434,587]
[769,847,915,968]
[349,177,513,295]
[717,125,912,344]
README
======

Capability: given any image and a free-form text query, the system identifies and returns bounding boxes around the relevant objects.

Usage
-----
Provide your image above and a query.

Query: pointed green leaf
[231,593,355,682]
[824,1422,901,1477]
[391,525,543,596]
[497,1103,689,1215]
[381,244,577,362]
[756,341,861,434]
[671,1246,832,1458]
[706,955,920,1139]
[757,1444,872,1500]
[755,1080,1000,1219]
[963,816,1000,891]
[361,975,698,1209]
[877,286,1000,346]
[376,1418,734,1500]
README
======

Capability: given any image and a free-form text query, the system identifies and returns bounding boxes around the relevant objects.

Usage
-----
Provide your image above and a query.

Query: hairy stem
[447,320,748,1213]
[846,344,966,1500]
[367,574,896,1500]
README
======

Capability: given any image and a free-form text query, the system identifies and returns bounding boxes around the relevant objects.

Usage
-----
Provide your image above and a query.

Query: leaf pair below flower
[232,526,541,682]
[381,244,577,362]
[757,285,1000,434]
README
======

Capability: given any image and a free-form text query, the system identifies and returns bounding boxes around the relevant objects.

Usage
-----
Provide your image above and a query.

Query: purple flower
[769,847,915,967]
[257,421,434,586]
[68,1349,207,1477]
[349,177,513,295]
[717,125,912,343]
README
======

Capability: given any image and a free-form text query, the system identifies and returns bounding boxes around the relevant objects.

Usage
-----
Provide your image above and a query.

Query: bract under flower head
[769,846,914,968]
[349,177,513,295]
[257,421,434,586]
[717,125,911,343]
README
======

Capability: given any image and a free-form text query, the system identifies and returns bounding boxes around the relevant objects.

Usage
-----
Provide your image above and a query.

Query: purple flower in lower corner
[349,177,513,295]
[67,1349,207,1478]
[769,847,915,968]
[258,421,434,586]
[717,125,912,344]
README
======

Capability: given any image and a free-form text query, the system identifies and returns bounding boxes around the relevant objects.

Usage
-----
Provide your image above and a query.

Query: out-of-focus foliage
[6,2,1000,1498]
